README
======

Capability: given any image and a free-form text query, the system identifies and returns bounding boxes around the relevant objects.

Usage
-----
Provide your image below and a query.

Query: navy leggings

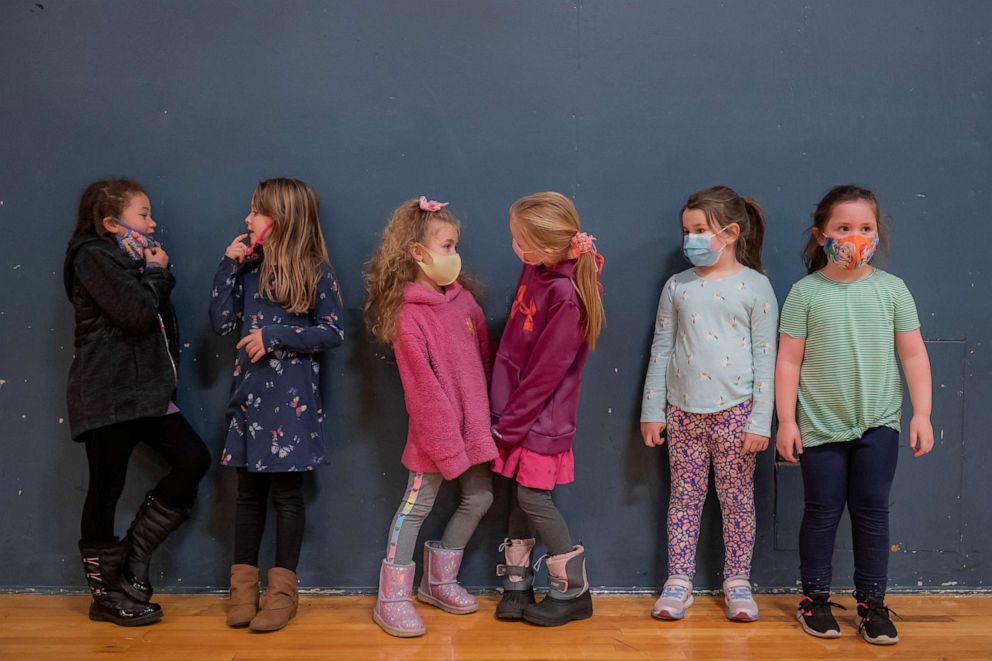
[799,426,899,600]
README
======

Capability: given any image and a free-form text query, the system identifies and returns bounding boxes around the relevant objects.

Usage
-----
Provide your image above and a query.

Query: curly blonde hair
[364,198,478,345]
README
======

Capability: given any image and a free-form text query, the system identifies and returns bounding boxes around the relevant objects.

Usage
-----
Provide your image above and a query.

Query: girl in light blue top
[640,186,778,623]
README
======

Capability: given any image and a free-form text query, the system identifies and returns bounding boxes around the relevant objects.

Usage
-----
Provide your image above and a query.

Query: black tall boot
[79,539,163,626]
[523,545,593,626]
[122,491,190,602]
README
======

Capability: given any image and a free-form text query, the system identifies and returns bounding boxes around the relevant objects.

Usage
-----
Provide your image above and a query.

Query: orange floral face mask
[823,234,878,270]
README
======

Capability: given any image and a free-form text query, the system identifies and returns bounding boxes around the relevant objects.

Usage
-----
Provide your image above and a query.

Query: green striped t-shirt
[779,269,920,448]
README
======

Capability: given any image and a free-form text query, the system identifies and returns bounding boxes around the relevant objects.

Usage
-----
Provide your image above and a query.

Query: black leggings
[80,413,211,543]
[234,470,305,572]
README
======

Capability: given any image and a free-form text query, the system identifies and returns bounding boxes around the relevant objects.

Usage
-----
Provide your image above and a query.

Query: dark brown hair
[803,185,883,274]
[683,185,766,273]
[71,178,147,242]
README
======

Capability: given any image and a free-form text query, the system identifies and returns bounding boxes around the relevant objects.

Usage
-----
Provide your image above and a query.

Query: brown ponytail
[739,196,766,273]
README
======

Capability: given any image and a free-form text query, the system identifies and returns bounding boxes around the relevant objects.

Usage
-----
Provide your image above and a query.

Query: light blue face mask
[682,226,729,267]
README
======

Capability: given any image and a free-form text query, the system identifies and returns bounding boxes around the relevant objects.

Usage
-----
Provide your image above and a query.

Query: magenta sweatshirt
[394,281,498,479]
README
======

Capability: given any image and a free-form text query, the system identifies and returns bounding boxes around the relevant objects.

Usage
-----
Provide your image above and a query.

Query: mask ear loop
[247,223,272,257]
[110,217,160,247]
[412,242,437,266]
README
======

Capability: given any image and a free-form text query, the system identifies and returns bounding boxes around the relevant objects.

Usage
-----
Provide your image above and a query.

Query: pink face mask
[512,238,541,265]
[246,223,272,258]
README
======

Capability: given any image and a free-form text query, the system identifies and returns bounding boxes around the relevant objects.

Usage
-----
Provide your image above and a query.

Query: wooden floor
[0,593,989,660]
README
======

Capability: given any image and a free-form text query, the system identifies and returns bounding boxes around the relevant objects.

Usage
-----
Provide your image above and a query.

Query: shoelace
[661,584,688,600]
[857,602,902,634]
[533,553,549,572]
[799,595,847,618]
[727,586,753,602]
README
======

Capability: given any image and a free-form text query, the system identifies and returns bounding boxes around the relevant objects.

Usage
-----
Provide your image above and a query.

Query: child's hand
[775,422,803,463]
[742,432,769,453]
[641,421,667,447]
[225,233,250,263]
[144,246,169,268]
[909,413,934,457]
[236,329,267,363]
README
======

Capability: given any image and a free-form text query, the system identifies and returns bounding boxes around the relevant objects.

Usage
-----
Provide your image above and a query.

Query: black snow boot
[79,539,163,626]
[122,491,190,602]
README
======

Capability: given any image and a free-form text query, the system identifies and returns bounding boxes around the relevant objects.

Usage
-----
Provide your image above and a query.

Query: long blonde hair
[252,178,331,315]
[363,198,478,345]
[510,191,605,350]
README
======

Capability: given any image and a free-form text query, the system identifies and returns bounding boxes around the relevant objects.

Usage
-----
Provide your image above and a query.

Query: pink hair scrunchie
[569,231,605,273]
[569,232,597,258]
[419,196,448,212]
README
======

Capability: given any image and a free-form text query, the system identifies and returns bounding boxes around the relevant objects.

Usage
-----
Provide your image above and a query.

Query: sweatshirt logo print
[510,285,537,332]
[466,318,476,335]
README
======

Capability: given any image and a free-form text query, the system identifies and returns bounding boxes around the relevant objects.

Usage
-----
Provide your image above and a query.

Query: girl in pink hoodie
[363,197,498,637]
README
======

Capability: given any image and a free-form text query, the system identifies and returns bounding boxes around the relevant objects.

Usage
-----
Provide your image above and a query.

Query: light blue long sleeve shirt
[640,266,779,436]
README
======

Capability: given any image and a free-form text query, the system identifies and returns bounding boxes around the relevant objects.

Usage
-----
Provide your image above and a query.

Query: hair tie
[570,232,604,274]
[569,232,597,258]
[419,196,448,212]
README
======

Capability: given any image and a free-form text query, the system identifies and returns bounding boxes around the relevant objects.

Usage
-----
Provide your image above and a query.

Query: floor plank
[0,593,989,660]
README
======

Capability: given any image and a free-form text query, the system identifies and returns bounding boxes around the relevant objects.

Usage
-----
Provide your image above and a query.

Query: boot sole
[249,606,298,633]
[652,595,694,620]
[523,593,593,627]
[372,610,426,637]
[416,592,478,614]
[796,610,841,638]
[856,615,899,645]
[89,604,162,627]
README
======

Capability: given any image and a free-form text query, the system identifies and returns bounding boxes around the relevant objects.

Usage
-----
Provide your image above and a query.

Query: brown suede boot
[249,567,298,632]
[226,564,260,628]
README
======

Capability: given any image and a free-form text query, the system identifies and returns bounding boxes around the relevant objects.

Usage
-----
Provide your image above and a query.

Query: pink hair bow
[419,196,448,212]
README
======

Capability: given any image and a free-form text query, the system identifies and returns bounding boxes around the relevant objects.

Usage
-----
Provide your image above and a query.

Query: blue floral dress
[210,255,344,472]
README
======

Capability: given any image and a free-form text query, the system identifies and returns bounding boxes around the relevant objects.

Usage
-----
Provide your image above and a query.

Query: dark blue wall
[1,1,989,592]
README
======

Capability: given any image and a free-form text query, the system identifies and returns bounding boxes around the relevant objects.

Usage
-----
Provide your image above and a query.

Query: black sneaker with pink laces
[796,591,846,638]
[857,598,900,645]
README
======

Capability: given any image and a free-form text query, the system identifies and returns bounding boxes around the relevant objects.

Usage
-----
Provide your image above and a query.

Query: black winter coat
[63,234,179,440]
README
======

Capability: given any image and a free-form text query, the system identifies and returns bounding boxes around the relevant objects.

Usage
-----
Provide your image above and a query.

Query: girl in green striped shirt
[775,185,934,646]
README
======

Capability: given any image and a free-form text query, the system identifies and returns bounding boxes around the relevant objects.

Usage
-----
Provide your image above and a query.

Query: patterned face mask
[111,217,161,262]
[822,234,878,270]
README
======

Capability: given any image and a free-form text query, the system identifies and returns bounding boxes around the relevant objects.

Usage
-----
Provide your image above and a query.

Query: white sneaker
[652,575,693,620]
[723,576,759,622]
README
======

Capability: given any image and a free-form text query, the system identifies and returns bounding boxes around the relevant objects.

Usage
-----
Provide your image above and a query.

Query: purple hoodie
[490,259,592,455]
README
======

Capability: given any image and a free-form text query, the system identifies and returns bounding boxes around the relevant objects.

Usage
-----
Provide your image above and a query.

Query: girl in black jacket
[64,179,211,626]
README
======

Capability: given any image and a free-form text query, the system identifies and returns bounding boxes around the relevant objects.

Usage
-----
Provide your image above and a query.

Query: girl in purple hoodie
[363,197,498,637]
[491,192,605,627]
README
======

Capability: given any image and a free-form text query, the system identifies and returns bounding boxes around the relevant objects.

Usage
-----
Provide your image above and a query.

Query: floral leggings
[666,400,755,579]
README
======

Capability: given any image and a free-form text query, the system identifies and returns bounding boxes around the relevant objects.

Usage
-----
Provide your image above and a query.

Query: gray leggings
[507,481,574,556]
[385,464,494,565]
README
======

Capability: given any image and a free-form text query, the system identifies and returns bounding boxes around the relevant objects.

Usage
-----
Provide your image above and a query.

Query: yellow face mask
[414,244,462,287]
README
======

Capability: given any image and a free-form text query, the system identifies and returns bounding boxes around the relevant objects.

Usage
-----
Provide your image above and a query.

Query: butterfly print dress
[210,256,344,472]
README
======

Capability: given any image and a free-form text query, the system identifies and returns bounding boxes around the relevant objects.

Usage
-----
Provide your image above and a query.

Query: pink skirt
[492,444,575,490]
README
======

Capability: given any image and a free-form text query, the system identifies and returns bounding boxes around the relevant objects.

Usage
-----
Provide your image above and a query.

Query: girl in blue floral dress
[210,178,344,632]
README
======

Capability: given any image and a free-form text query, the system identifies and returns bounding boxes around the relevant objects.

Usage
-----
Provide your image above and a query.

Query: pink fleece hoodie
[394,281,498,479]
